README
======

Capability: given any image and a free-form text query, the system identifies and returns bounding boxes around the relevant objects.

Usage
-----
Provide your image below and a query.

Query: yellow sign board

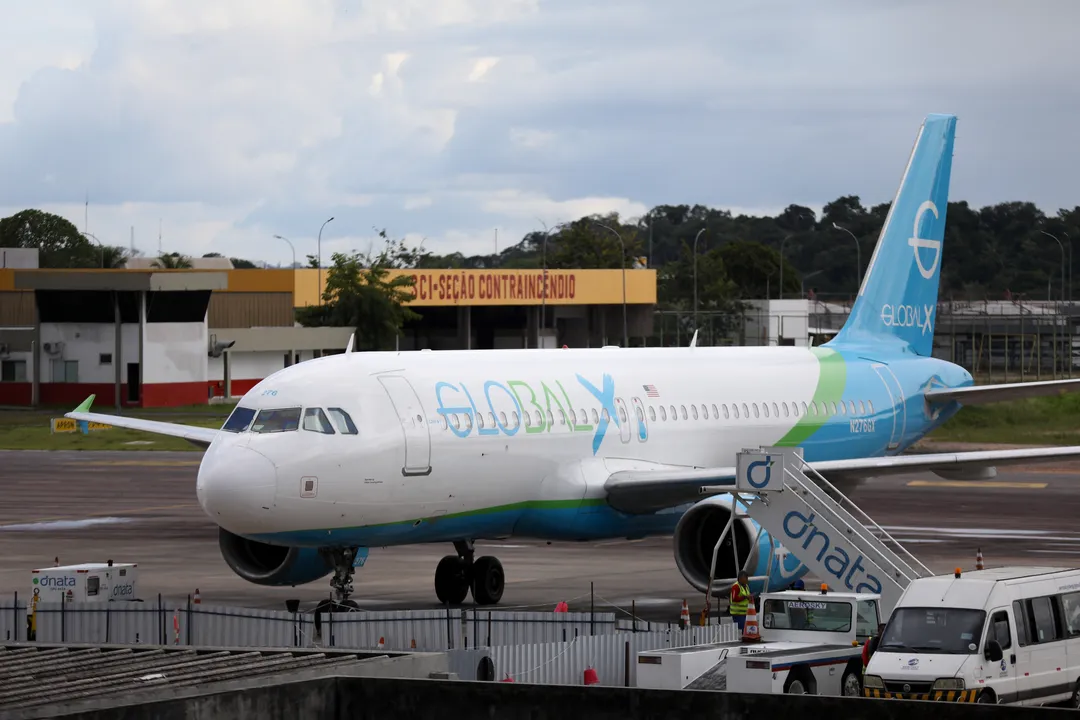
[50,418,112,434]
[292,267,657,308]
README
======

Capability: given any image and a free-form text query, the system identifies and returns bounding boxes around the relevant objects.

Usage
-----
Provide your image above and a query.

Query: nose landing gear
[434,540,505,606]
[319,546,360,610]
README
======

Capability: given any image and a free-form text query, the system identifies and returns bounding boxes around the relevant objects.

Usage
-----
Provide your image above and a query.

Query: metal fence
[0,596,708,653]
[651,301,1080,382]
[473,621,739,686]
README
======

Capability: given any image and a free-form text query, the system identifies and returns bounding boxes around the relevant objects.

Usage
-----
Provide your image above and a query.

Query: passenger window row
[438,398,877,432]
[221,406,358,435]
[1012,591,1080,647]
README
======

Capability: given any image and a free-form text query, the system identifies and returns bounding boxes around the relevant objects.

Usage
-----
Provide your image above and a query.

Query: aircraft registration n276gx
[67,113,1080,610]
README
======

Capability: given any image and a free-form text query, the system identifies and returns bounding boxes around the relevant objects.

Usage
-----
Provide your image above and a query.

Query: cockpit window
[303,408,336,434]
[327,407,358,435]
[222,406,257,433]
[250,407,301,433]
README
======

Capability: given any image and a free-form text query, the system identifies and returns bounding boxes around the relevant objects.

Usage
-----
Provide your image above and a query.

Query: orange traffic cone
[679,600,690,629]
[410,638,416,649]
[741,604,761,643]
[583,666,599,685]
[193,589,201,604]
[377,636,385,649]
[976,548,984,570]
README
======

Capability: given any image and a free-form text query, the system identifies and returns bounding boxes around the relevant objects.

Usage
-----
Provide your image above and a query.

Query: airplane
[66,113,1080,612]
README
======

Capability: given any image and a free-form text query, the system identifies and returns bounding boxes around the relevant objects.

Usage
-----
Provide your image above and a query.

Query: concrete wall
[30,675,1056,720]
[208,350,316,397]
[41,322,142,384]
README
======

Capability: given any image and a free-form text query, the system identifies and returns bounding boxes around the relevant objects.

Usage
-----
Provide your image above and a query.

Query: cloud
[0,0,1078,266]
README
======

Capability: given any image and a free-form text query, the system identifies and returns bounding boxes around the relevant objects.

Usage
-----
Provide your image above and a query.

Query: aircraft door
[869,362,906,451]
[613,398,632,444]
[378,375,432,476]
[630,397,648,442]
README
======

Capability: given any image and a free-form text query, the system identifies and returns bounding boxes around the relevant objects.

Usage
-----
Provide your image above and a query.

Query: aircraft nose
[196,445,277,531]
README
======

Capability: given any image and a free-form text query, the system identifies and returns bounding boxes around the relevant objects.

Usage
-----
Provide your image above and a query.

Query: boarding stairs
[707,446,932,615]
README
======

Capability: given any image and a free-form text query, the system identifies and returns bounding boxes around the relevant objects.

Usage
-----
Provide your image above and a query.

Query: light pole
[535,218,554,349]
[80,231,104,268]
[832,222,861,294]
[778,234,793,300]
[1041,230,1067,377]
[317,217,334,305]
[1041,231,1066,304]
[273,235,296,269]
[593,221,628,347]
[692,228,706,332]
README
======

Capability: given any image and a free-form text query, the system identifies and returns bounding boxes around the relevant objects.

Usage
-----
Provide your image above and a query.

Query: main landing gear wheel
[471,556,505,605]
[435,556,470,605]
[434,540,506,606]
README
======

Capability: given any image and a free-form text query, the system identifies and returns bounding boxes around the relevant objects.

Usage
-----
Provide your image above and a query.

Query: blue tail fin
[827,113,956,357]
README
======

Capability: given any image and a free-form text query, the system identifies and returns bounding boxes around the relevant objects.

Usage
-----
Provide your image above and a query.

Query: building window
[99,353,112,365]
[51,359,78,383]
[1,360,27,383]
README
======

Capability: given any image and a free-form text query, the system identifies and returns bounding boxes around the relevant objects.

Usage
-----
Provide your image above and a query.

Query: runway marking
[0,517,134,532]
[0,503,199,527]
[906,480,1047,489]
[67,460,201,467]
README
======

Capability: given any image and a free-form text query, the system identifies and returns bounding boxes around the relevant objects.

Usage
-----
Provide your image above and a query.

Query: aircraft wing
[64,395,219,448]
[604,445,1080,514]
[926,378,1080,405]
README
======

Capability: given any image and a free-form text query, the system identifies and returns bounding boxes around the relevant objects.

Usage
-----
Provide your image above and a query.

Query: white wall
[208,350,297,383]
[143,322,208,384]
[0,350,32,381]
[40,323,142,384]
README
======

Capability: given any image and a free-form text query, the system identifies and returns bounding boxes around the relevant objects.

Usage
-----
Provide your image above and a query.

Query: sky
[1,0,1078,267]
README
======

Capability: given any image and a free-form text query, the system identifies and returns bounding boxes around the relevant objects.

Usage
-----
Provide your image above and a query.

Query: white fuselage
[194,343,966,550]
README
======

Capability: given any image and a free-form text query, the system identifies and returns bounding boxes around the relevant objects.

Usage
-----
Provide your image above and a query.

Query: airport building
[0,260,657,408]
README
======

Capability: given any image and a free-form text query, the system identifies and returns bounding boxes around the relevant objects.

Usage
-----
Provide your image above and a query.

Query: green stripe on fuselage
[774,347,847,447]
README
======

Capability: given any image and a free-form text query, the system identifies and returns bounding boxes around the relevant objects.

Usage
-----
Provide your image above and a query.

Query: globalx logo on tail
[908,201,942,280]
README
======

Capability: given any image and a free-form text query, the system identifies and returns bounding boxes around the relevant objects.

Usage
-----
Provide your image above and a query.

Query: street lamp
[317,217,334,305]
[273,235,296,269]
[832,222,862,294]
[778,234,793,300]
[1041,231,1066,304]
[80,231,104,268]
[593,221,628,347]
[535,217,555,349]
[692,228,707,332]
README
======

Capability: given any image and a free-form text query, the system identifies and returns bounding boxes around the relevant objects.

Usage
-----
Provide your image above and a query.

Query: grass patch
[930,393,1080,445]
[0,405,232,451]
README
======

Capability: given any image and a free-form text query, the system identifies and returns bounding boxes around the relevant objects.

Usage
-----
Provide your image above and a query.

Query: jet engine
[218,527,335,586]
[672,495,764,595]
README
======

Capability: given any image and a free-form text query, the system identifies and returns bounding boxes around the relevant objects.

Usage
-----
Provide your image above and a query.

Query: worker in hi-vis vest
[729,571,751,630]
[862,623,886,673]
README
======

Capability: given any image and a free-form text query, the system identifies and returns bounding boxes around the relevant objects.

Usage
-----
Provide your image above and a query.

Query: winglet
[73,394,95,413]
[345,333,355,354]
[689,330,699,349]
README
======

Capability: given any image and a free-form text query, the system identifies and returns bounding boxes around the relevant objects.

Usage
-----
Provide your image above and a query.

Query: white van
[863,566,1080,707]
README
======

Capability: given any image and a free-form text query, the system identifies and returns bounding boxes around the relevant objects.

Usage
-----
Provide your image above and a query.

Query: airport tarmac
[2,449,1079,624]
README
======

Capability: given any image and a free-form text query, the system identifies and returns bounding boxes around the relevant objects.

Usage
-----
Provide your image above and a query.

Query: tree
[0,209,100,268]
[296,232,421,351]
[548,213,644,269]
[152,252,193,269]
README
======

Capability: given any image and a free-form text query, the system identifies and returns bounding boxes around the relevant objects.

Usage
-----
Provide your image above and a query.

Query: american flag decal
[643,384,659,398]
